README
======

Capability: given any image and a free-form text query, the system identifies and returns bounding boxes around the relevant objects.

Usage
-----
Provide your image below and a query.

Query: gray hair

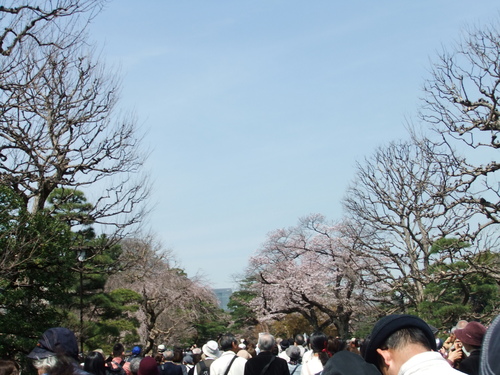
[129,357,142,375]
[163,350,174,361]
[32,356,58,371]
[258,333,275,352]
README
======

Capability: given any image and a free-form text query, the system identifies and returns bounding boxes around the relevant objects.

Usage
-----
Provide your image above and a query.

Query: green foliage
[429,237,470,256]
[0,185,142,357]
[0,185,76,357]
[227,278,259,332]
[42,189,142,351]
[46,188,95,240]
[192,301,230,346]
[417,240,499,329]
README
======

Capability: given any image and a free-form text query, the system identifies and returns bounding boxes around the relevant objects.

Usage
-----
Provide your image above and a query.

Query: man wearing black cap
[28,327,89,375]
[363,314,463,375]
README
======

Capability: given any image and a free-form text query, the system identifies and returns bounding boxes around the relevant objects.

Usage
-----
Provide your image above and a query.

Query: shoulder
[274,357,288,367]
[459,353,480,373]
[235,356,247,364]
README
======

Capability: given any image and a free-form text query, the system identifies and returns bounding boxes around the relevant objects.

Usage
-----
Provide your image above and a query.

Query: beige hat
[202,340,220,358]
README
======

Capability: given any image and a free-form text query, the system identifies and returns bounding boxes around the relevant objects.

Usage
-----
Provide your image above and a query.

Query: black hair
[294,334,305,346]
[219,334,237,351]
[381,327,432,351]
[113,344,124,358]
[84,352,106,375]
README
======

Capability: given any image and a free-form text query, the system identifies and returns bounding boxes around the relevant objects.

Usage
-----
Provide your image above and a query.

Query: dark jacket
[458,350,481,375]
[159,362,184,375]
[244,352,290,375]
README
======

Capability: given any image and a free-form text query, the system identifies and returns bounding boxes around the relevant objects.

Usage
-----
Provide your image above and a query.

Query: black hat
[27,327,79,361]
[363,315,436,366]
[323,351,381,375]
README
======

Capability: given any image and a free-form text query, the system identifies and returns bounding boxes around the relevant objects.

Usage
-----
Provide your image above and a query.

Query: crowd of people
[6,314,500,375]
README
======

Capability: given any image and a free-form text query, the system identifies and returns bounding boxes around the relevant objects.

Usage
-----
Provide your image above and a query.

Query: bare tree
[342,138,489,311]
[0,41,149,238]
[247,214,383,338]
[420,18,500,226]
[0,0,104,56]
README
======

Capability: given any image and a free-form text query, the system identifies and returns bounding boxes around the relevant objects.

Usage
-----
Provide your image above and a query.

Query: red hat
[138,357,159,375]
[455,321,486,347]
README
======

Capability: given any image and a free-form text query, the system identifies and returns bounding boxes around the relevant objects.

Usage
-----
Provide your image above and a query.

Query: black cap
[363,314,436,366]
[27,327,79,361]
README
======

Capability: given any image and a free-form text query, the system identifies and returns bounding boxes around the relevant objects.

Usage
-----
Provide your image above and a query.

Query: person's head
[172,349,183,363]
[364,315,436,375]
[280,339,290,352]
[129,357,143,375]
[454,321,486,351]
[84,351,106,375]
[294,334,305,346]
[202,341,220,358]
[310,332,328,354]
[28,328,80,362]
[0,360,19,375]
[28,327,81,375]
[138,357,159,375]
[154,354,163,365]
[258,333,275,352]
[326,337,344,359]
[286,346,301,363]
[219,334,238,352]
[113,344,125,358]
[238,339,247,350]
[132,346,142,357]
[163,350,174,361]
[183,355,194,366]
[191,353,202,365]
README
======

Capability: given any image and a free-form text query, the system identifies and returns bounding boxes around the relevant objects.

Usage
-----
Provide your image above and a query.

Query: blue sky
[89,1,499,288]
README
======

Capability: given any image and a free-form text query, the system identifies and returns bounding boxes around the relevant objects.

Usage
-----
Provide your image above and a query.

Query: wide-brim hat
[202,340,220,358]
[27,327,79,361]
[363,315,436,366]
[455,321,486,347]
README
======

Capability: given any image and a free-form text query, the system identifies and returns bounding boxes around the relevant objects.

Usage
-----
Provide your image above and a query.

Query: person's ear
[376,348,393,369]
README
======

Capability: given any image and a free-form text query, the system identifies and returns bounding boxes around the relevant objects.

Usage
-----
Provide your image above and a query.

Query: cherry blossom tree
[247,214,385,338]
[107,235,223,352]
